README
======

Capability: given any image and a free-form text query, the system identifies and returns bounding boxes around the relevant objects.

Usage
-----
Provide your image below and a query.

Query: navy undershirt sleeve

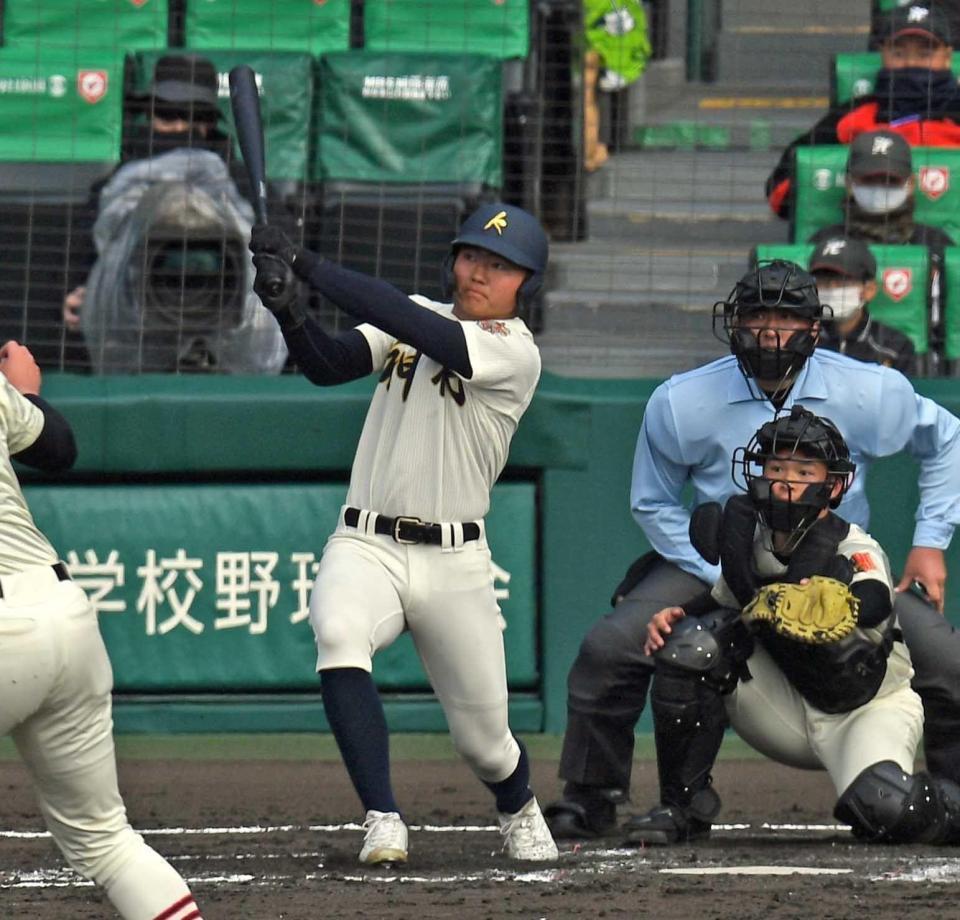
[292,250,473,378]
[13,395,77,472]
[280,318,374,386]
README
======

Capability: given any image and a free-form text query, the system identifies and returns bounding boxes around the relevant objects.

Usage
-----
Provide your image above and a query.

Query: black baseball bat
[228,65,285,298]
[228,65,269,224]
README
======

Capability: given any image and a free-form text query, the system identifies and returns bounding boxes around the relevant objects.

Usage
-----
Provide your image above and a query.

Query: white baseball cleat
[498,796,560,861]
[359,810,408,866]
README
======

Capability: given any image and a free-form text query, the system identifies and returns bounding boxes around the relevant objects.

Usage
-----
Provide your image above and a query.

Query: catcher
[632,406,960,846]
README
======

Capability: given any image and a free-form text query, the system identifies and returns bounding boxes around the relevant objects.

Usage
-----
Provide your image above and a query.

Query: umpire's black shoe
[543,790,618,839]
[623,788,720,847]
[623,804,712,846]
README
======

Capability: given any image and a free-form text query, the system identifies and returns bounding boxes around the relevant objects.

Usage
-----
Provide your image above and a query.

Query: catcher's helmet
[732,406,855,540]
[714,260,823,385]
[442,202,548,308]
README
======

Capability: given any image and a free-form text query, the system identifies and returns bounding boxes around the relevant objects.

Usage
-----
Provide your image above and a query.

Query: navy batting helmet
[442,202,549,308]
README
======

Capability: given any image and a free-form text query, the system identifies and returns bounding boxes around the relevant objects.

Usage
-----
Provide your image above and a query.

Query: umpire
[545,260,960,839]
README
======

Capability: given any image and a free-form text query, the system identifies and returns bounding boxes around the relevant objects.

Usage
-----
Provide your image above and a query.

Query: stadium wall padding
[25,373,960,733]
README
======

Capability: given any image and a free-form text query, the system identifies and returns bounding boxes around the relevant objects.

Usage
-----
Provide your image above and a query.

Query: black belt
[0,562,71,599]
[343,507,480,546]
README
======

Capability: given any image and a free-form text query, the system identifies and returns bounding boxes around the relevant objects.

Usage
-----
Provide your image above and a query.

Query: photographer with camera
[65,54,286,375]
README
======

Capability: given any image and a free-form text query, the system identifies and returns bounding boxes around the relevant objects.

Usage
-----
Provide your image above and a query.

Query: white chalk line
[0,820,850,840]
[5,823,960,891]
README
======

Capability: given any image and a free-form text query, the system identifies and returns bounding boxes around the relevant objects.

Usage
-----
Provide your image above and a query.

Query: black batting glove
[249,223,301,266]
[252,253,303,326]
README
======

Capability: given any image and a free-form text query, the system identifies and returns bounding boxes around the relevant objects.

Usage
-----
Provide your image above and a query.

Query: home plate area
[1,757,958,918]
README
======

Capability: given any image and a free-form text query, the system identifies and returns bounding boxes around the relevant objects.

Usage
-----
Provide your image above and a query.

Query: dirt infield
[1,746,958,919]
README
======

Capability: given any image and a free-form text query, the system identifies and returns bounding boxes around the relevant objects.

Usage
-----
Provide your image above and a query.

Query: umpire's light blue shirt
[632,350,960,583]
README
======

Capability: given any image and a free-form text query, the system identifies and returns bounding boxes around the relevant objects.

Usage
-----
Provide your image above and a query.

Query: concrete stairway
[538,0,874,378]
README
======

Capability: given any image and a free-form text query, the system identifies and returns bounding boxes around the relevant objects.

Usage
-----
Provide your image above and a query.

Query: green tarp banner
[755,242,931,353]
[2,0,168,51]
[0,48,124,162]
[942,247,960,359]
[363,0,530,60]
[833,52,960,107]
[793,145,960,243]
[25,481,537,693]
[315,51,503,185]
[184,0,350,55]
[131,49,314,181]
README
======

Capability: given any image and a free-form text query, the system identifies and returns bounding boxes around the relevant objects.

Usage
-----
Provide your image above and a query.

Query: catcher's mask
[714,260,823,389]
[441,202,548,310]
[732,406,855,545]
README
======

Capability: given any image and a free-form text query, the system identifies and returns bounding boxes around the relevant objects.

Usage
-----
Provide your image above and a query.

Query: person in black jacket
[809,235,918,375]
[808,130,955,257]
[766,3,960,219]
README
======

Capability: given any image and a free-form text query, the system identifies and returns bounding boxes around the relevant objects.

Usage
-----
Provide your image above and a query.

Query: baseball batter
[0,341,202,920]
[635,407,960,845]
[248,203,558,865]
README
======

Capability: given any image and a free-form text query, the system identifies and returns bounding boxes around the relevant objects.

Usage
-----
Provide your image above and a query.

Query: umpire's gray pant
[558,556,960,793]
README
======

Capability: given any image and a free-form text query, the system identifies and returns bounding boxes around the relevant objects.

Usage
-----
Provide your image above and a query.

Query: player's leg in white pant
[406,542,518,782]
[13,587,200,920]
[807,646,924,795]
[311,536,409,862]
[724,646,823,771]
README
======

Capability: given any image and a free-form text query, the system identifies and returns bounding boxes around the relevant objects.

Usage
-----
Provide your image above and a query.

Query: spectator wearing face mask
[809,235,918,375]
[766,2,960,220]
[809,130,955,256]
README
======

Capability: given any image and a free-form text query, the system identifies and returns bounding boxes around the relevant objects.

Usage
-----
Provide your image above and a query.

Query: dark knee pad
[835,761,944,843]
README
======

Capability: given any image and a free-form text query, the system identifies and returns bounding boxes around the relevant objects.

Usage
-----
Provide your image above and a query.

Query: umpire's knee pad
[835,761,943,843]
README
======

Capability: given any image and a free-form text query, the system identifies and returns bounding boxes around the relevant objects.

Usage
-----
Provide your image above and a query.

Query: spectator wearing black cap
[809,130,955,255]
[870,1,960,52]
[121,53,232,164]
[61,53,287,375]
[767,2,960,220]
[63,54,235,337]
[810,235,918,375]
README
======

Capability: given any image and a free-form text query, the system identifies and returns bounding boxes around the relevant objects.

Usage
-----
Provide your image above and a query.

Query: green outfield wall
[22,373,960,734]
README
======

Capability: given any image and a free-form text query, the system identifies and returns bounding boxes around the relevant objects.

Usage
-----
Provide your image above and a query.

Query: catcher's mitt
[742,576,860,644]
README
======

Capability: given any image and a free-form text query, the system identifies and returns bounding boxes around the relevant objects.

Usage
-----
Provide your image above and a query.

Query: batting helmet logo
[77,70,108,104]
[483,211,509,235]
[882,268,913,302]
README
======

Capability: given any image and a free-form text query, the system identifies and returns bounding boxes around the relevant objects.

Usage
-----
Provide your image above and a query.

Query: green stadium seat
[0,47,124,163]
[184,0,349,55]
[363,0,530,60]
[129,50,315,183]
[941,246,960,361]
[754,242,931,355]
[832,52,960,107]
[1,0,168,51]
[314,51,503,186]
[793,145,960,244]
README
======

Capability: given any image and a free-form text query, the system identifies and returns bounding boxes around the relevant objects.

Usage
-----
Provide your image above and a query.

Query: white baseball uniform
[0,375,200,920]
[713,521,923,795]
[310,297,541,782]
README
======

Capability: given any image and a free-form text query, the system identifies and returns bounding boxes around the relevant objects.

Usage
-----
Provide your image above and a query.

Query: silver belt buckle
[392,516,422,544]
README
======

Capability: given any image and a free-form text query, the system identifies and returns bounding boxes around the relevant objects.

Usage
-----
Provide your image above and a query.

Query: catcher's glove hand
[742,576,860,644]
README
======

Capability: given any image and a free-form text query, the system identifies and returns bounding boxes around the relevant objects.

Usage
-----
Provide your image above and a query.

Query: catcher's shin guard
[835,761,960,844]
[649,609,746,809]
